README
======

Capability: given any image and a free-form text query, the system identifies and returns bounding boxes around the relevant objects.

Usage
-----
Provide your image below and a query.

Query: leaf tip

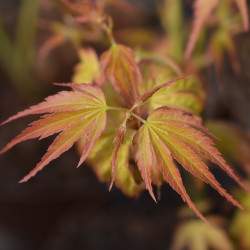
[109,179,114,192]
[18,177,28,184]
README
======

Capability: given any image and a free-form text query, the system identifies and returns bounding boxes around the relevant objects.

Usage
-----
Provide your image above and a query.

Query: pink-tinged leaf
[149,106,217,139]
[234,0,249,31]
[0,109,95,154]
[147,107,243,209]
[99,44,141,106]
[153,125,243,209]
[38,34,66,60]
[133,75,193,109]
[110,124,126,190]
[149,129,209,223]
[132,106,244,221]
[77,110,107,168]
[185,0,219,59]
[53,83,106,105]
[118,44,143,83]
[1,92,94,125]
[19,115,97,183]
[154,122,247,191]
[133,125,157,202]
[151,147,162,187]
[1,83,107,182]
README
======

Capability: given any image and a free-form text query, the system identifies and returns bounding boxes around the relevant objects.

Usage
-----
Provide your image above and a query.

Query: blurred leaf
[158,0,184,62]
[234,0,249,31]
[171,220,233,250]
[185,0,219,59]
[185,0,249,59]
[231,190,250,250]
[72,48,100,83]
[210,29,240,74]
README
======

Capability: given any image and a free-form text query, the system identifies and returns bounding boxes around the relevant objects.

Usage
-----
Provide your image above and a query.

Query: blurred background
[0,0,250,249]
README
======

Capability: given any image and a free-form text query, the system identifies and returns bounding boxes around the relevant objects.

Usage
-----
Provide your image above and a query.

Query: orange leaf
[19,114,97,183]
[99,44,141,106]
[1,83,105,125]
[149,107,246,191]
[1,84,107,182]
[133,123,207,221]
[133,125,157,202]
[0,109,94,154]
[77,110,106,168]
[133,107,244,222]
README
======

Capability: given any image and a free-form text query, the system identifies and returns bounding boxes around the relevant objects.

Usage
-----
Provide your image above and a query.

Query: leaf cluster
[1,0,249,224]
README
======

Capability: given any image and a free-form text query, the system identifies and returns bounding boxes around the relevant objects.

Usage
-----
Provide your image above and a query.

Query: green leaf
[80,126,143,197]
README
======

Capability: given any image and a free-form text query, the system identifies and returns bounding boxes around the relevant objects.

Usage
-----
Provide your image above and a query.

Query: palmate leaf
[0,83,107,182]
[133,107,245,223]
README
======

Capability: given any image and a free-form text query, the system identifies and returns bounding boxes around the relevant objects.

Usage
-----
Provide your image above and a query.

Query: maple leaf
[133,106,244,222]
[99,43,142,106]
[0,83,107,182]
[171,220,233,250]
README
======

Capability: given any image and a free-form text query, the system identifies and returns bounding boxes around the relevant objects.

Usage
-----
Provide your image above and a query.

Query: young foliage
[133,106,243,222]
[99,43,142,106]
[0,69,245,223]
[1,84,107,182]
[0,0,248,225]
[171,220,233,250]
